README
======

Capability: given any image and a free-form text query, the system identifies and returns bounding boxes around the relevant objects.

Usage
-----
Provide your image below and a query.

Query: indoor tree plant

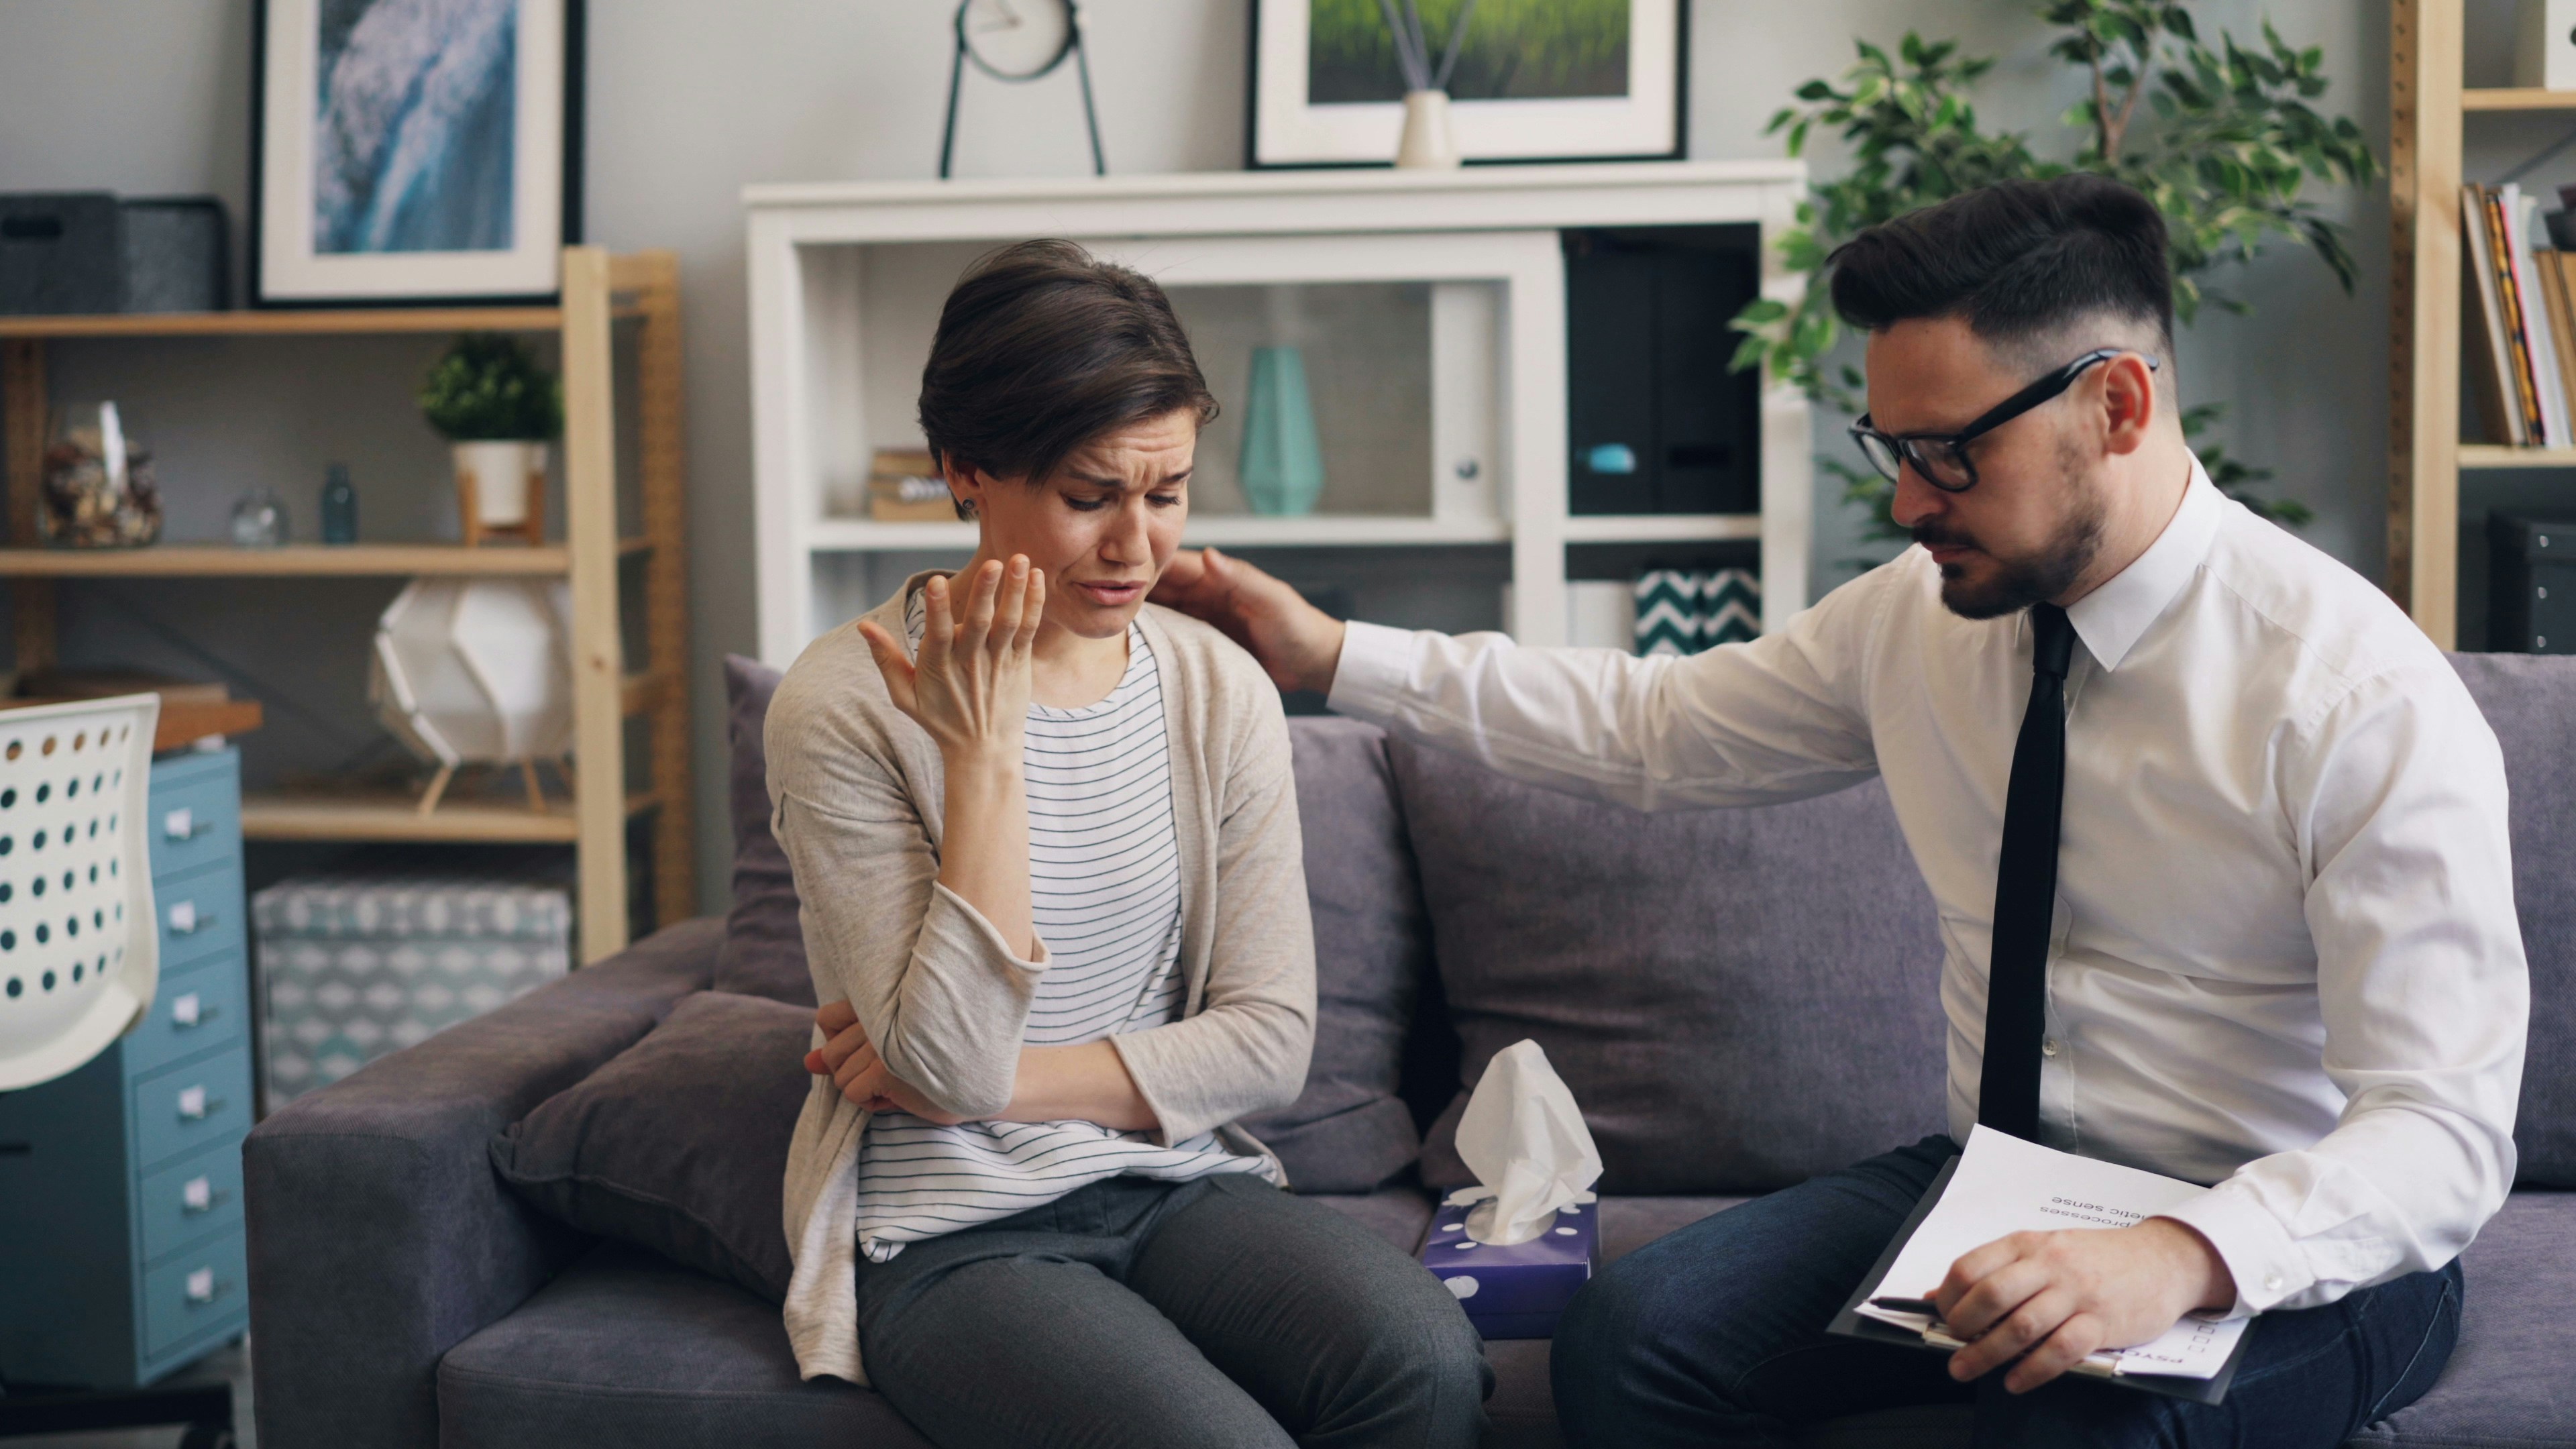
[421,333,563,546]
[1730,0,2379,547]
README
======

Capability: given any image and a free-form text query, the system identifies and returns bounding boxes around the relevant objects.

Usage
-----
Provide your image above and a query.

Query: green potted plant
[421,333,564,546]
[1731,1,2378,549]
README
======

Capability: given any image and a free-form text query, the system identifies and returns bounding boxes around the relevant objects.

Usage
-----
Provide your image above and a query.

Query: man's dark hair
[1826,174,2175,362]
[918,239,1218,516]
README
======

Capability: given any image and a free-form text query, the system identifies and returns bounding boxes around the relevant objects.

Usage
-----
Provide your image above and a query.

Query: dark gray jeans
[854,1173,1493,1449]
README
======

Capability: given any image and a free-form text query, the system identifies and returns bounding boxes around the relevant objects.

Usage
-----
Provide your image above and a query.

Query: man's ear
[2100,352,2159,456]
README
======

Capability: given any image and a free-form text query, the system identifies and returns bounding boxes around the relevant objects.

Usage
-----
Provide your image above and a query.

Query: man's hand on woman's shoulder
[1150,547,1347,696]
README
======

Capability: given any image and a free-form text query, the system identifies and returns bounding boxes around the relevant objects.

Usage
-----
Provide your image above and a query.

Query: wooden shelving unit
[2390,0,2576,647]
[0,248,695,963]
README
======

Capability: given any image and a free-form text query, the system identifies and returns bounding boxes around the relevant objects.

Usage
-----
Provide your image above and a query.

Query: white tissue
[1442,1039,1603,1246]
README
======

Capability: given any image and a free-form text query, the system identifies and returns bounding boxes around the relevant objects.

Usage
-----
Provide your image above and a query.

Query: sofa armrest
[244,917,722,1449]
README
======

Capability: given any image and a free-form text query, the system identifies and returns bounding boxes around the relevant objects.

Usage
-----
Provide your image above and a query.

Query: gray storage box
[0,192,123,315]
[119,197,227,313]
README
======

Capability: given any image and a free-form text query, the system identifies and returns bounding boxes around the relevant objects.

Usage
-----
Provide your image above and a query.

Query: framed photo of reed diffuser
[1248,0,1682,168]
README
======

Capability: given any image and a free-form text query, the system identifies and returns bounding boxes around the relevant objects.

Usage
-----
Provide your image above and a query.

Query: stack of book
[2464,182,2576,449]
[866,447,956,523]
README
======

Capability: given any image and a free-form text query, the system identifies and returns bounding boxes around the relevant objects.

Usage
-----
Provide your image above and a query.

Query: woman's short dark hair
[1826,174,2175,363]
[918,239,1218,515]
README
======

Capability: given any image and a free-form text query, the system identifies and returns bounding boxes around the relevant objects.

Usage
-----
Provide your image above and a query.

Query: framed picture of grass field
[1249,0,1682,168]
[252,0,585,307]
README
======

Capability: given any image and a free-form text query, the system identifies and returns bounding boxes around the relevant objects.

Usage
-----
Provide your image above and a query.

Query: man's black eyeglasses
[1848,348,2157,494]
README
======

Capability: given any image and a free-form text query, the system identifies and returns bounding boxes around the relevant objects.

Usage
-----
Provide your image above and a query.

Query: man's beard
[1915,455,2108,621]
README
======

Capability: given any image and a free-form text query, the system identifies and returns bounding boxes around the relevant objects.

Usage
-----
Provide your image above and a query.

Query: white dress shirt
[1328,460,2528,1317]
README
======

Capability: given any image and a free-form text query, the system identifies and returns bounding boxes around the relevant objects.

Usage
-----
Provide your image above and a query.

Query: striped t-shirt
[851,594,1273,1262]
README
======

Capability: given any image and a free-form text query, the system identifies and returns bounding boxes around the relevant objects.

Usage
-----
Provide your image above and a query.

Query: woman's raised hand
[858,557,1045,761]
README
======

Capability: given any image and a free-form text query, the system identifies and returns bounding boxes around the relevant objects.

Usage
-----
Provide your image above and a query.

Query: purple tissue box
[1417,1197,1599,1339]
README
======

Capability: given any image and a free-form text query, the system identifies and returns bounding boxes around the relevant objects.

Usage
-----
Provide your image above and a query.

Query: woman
[767,239,1491,1448]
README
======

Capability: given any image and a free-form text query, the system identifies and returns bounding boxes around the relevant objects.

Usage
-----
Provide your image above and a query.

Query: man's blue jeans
[1552,1136,2463,1448]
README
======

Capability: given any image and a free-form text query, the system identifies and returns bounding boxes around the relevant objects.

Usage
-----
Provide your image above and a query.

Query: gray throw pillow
[490,990,812,1301]
[1238,718,1428,1192]
[2447,651,2576,1187]
[714,655,813,1005]
[1389,738,1949,1196]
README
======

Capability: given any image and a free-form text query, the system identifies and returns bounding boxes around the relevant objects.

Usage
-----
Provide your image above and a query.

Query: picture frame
[1248,0,1683,169]
[252,0,585,308]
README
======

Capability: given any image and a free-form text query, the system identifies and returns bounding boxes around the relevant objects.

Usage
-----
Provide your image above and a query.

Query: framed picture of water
[1248,0,1681,168]
[252,0,584,307]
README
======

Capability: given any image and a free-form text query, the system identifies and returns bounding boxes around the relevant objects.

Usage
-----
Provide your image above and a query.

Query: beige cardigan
[766,573,1318,1385]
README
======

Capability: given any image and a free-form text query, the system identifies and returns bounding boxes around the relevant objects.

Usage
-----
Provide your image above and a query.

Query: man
[1151,175,2526,1445]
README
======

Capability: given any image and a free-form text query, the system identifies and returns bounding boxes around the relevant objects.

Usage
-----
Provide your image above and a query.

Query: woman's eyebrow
[1067,468,1193,488]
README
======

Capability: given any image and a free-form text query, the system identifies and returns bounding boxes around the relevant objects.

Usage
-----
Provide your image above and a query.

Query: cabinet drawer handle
[170,992,211,1028]
[174,1085,222,1120]
[182,1175,221,1213]
[164,808,209,841]
[167,902,208,934]
[184,1267,229,1304]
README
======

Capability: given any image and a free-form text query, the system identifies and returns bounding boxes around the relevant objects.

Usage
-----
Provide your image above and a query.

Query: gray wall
[0,0,2443,911]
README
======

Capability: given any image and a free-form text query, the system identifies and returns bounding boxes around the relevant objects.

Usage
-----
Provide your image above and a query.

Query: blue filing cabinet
[0,746,252,1387]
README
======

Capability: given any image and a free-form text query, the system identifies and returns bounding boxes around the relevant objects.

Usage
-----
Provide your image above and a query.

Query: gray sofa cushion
[714,655,812,1005]
[2447,653,2576,1188]
[1389,739,1947,1195]
[1239,718,1430,1191]
[438,1240,931,1449]
[489,991,812,1302]
[2355,1191,2576,1447]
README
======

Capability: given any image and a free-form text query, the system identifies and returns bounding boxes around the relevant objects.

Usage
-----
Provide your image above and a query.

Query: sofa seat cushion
[1389,739,1948,1196]
[2356,1190,2576,1447]
[490,991,814,1302]
[438,1240,930,1449]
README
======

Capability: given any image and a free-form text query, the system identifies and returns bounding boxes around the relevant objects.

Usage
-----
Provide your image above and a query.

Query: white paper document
[1855,1126,2250,1380]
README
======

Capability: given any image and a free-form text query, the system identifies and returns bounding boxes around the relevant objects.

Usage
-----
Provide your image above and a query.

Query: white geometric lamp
[368,578,576,814]
[0,694,160,1091]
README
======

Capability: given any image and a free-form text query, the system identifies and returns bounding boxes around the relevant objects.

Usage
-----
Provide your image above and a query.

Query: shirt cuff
[1324,619,1419,723]
[928,881,1051,971]
[2157,1182,2310,1318]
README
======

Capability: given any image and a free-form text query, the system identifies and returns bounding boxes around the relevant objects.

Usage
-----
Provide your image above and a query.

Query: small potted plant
[421,333,563,546]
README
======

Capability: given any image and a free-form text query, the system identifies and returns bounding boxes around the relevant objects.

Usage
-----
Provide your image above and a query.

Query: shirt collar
[2061,455,2226,672]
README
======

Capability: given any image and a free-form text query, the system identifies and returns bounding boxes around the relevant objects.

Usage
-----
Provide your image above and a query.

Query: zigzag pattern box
[1635,569,1760,656]
[1418,1199,1601,1339]
[253,875,570,1104]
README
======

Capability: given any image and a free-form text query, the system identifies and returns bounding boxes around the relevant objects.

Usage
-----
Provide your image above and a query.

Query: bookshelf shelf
[2461,87,2576,111]
[0,543,570,576]
[0,307,565,339]
[2457,444,2576,469]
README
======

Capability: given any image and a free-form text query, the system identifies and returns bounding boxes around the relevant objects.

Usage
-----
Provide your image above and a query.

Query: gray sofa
[244,652,2576,1449]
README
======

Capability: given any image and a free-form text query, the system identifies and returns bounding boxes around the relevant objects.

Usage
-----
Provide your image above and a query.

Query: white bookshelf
[744,161,1811,665]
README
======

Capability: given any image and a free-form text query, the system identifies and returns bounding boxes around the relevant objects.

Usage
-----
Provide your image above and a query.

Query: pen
[1870,1296,1942,1317]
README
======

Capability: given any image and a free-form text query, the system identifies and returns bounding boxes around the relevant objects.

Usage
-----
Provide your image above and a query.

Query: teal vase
[1239,346,1325,515]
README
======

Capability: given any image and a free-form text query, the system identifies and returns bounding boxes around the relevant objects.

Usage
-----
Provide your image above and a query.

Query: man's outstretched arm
[1153,546,1886,812]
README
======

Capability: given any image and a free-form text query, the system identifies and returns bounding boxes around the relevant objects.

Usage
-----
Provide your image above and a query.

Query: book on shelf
[866,447,957,523]
[2460,182,2576,449]
[2465,184,2524,446]
[2505,185,2573,449]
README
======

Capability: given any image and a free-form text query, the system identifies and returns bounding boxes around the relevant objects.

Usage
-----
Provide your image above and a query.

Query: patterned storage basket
[252,875,570,1104]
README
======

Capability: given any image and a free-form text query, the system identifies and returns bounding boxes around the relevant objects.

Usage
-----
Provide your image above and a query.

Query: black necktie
[1977,602,2076,1142]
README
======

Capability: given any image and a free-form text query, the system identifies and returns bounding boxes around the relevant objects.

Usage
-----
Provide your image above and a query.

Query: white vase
[1395,89,1462,170]
[452,440,545,529]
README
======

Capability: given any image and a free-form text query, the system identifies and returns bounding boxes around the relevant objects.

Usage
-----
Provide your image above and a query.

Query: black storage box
[2487,513,2576,653]
[1564,225,1764,517]
[0,192,124,314]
